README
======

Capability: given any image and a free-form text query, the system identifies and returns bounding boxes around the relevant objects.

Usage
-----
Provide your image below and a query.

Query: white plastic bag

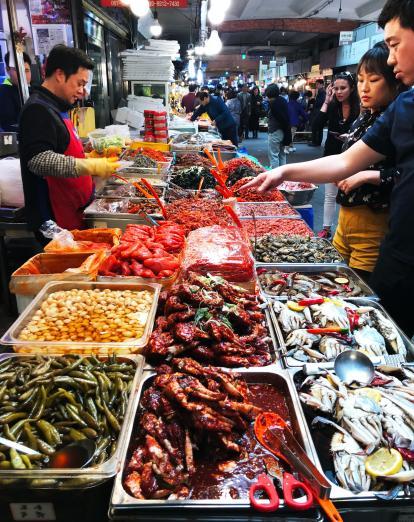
[0,158,25,207]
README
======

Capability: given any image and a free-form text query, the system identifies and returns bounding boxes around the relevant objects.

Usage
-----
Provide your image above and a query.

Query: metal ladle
[334,350,375,386]
[0,437,96,469]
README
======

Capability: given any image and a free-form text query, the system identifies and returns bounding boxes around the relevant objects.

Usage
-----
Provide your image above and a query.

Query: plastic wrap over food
[181,225,254,282]
[43,221,122,252]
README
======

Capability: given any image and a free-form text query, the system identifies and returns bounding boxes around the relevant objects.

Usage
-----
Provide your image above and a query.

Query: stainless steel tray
[256,264,377,301]
[109,367,322,519]
[236,201,301,219]
[291,366,414,504]
[269,298,414,369]
[252,237,345,265]
[0,352,145,489]
[84,198,163,220]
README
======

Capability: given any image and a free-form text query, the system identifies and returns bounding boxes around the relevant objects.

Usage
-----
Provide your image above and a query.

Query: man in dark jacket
[0,51,32,131]
[19,45,118,241]
[181,83,197,114]
[191,92,238,145]
[237,84,252,139]
[265,84,291,168]
[310,78,326,146]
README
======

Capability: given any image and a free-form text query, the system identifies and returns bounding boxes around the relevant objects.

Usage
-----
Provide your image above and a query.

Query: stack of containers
[143,110,168,143]
[144,110,155,142]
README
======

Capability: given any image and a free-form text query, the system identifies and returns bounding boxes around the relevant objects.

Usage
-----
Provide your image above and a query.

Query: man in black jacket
[310,78,326,146]
[237,84,252,139]
[0,51,31,131]
[265,84,291,168]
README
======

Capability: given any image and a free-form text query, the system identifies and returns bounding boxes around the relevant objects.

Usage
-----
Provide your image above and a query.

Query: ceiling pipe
[200,0,208,46]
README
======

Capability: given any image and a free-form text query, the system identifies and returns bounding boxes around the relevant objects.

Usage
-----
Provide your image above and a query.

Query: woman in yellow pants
[332,42,406,281]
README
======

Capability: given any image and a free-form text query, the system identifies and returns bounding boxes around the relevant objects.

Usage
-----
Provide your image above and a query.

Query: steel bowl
[280,185,318,206]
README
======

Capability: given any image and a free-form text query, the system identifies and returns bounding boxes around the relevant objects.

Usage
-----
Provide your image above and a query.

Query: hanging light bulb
[208,8,225,25]
[210,0,230,11]
[150,11,163,37]
[188,58,196,79]
[197,64,204,85]
[337,0,342,22]
[130,0,149,17]
[195,44,205,56]
[205,30,222,56]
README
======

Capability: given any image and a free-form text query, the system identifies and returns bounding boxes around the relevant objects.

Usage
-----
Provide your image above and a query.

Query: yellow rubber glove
[75,157,120,178]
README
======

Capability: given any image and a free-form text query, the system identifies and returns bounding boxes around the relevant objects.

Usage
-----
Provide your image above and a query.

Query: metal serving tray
[1,280,161,355]
[252,237,345,265]
[0,352,145,489]
[83,198,163,229]
[256,264,377,301]
[291,366,414,508]
[236,201,301,219]
[109,367,322,520]
[269,298,414,369]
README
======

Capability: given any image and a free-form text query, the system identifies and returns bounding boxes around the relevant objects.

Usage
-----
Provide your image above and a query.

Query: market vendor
[19,44,119,238]
[0,51,31,132]
[244,0,414,337]
[191,91,238,146]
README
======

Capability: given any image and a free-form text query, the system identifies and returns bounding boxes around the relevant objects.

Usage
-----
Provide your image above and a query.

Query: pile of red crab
[98,222,185,279]
[166,198,232,234]
[232,177,286,202]
[145,272,272,367]
[123,358,262,500]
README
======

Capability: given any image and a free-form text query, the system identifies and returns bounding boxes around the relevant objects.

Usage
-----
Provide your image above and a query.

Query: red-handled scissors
[249,462,314,512]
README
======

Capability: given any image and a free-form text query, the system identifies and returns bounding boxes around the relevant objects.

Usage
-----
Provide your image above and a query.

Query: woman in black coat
[249,86,263,138]
[313,72,360,238]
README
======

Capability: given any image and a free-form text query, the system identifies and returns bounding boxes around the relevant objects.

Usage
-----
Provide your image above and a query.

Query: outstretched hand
[242,168,285,193]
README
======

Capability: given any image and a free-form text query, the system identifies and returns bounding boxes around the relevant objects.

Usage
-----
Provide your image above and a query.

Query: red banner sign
[100,0,188,7]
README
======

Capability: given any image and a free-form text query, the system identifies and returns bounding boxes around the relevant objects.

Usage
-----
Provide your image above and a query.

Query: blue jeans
[268,130,287,168]
[220,124,238,146]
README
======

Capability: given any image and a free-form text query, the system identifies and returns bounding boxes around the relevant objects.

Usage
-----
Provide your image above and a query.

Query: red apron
[46,115,93,230]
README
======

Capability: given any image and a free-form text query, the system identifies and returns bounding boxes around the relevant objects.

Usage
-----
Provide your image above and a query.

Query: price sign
[10,503,56,521]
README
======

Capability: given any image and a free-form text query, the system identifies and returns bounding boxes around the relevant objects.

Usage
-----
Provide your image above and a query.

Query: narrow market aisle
[242,132,339,233]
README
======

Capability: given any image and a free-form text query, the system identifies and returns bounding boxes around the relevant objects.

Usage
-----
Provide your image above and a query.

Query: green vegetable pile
[0,354,136,473]
[171,166,216,190]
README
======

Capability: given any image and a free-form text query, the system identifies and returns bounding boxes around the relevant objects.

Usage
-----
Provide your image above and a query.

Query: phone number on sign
[149,0,188,7]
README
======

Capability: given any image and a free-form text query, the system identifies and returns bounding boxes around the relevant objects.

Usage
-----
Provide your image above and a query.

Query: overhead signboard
[339,31,353,46]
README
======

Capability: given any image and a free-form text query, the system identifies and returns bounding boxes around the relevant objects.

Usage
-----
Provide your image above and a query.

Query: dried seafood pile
[174,153,212,168]
[299,368,414,493]
[145,273,272,367]
[273,298,406,362]
[253,235,343,263]
[124,358,261,499]
[258,269,364,298]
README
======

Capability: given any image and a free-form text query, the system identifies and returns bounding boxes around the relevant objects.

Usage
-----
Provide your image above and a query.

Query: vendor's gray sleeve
[27,150,80,178]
